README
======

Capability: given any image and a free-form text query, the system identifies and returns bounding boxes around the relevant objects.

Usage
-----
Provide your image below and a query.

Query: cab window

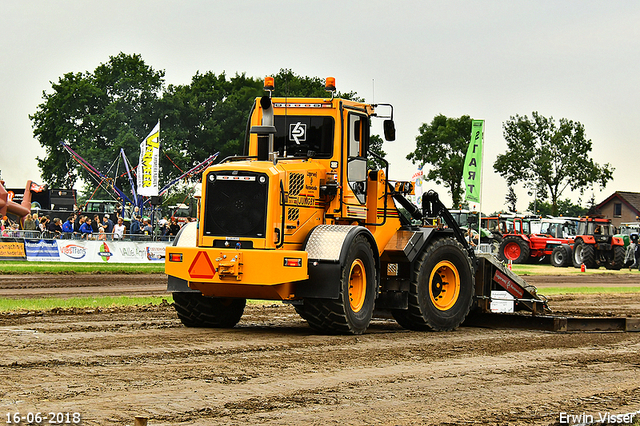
[347,113,369,204]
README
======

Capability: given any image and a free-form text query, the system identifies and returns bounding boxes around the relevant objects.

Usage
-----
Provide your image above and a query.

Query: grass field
[0,261,639,311]
[536,286,640,295]
[2,261,638,276]
[0,295,173,312]
[0,261,165,274]
[512,263,640,276]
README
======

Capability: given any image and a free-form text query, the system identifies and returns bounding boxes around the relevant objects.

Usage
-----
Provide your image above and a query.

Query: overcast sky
[1,1,639,213]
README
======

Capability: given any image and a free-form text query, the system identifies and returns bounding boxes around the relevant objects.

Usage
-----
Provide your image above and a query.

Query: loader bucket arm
[422,190,476,263]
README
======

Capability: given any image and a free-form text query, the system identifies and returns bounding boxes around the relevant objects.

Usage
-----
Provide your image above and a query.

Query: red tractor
[499,217,574,264]
[568,217,626,270]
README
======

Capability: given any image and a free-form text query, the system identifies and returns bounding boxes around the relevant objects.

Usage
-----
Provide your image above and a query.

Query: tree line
[407,113,613,216]
[31,52,612,216]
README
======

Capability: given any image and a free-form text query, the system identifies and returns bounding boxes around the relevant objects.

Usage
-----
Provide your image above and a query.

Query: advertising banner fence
[0,239,26,260]
[15,239,169,263]
[24,239,60,261]
[56,240,168,263]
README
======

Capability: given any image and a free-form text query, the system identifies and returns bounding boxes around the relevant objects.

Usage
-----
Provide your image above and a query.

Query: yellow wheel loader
[165,77,547,335]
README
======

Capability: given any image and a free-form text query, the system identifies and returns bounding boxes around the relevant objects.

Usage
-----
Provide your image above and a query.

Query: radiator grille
[203,171,268,238]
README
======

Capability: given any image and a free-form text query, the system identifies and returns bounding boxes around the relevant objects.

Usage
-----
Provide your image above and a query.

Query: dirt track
[1,274,640,425]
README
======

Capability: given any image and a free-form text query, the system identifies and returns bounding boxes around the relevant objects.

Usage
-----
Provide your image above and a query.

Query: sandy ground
[0,273,639,426]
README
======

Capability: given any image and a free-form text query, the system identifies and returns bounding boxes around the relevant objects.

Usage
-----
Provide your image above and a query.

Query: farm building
[596,191,640,227]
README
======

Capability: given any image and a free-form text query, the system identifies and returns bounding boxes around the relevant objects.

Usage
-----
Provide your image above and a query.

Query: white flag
[137,121,160,197]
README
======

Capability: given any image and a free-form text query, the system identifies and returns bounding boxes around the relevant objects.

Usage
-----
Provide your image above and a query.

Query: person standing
[48,218,63,238]
[168,218,181,236]
[79,217,93,239]
[102,214,114,234]
[62,214,75,234]
[142,218,153,236]
[629,233,640,270]
[23,214,36,231]
[113,217,126,240]
[92,215,100,233]
[129,215,141,235]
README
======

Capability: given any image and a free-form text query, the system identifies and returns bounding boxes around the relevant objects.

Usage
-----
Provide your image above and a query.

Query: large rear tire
[572,239,596,269]
[172,292,246,328]
[392,238,474,332]
[499,236,530,264]
[296,235,376,335]
[605,245,626,270]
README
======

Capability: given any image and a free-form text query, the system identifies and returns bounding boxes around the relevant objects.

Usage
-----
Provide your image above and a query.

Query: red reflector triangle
[188,251,216,279]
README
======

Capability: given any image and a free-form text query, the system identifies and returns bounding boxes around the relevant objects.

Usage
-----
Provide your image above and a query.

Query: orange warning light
[325,77,336,92]
[264,76,275,91]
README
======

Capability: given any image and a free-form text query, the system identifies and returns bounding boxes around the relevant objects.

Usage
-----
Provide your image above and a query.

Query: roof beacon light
[325,77,336,93]
[264,76,275,92]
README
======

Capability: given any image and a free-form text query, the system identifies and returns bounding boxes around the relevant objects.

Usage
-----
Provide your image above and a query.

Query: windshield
[578,222,614,235]
[273,115,334,158]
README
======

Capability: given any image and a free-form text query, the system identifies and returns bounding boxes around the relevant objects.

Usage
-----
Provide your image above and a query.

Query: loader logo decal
[289,122,306,144]
[286,194,315,207]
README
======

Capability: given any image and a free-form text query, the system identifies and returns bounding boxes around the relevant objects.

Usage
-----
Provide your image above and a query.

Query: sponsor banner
[58,241,89,260]
[0,239,26,260]
[137,121,160,197]
[24,239,60,261]
[463,119,484,203]
[57,240,168,263]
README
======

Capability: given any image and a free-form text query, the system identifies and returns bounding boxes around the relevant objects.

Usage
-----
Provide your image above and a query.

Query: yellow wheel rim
[348,259,366,312]
[429,260,461,311]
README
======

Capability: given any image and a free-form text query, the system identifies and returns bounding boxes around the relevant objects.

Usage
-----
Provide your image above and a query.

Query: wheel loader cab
[245,93,378,221]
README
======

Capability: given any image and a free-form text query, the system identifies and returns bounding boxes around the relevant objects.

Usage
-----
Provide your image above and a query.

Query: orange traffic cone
[580,263,586,272]
[508,260,512,271]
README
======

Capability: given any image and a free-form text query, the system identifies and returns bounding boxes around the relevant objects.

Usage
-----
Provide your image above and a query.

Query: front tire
[172,292,246,328]
[296,235,377,335]
[392,238,474,331]
[551,245,571,267]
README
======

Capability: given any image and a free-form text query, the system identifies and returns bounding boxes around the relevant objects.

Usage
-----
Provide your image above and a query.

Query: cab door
[346,113,369,204]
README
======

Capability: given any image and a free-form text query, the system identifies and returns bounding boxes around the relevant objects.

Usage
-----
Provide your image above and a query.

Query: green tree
[272,69,360,100]
[160,72,263,169]
[32,57,385,201]
[527,199,587,217]
[494,112,613,216]
[407,115,472,207]
[505,186,517,212]
[368,134,387,170]
[31,53,165,196]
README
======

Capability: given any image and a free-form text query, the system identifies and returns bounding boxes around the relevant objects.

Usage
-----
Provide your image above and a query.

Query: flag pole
[478,121,485,243]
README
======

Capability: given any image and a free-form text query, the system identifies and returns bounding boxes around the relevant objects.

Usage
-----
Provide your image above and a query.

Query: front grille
[203,171,268,238]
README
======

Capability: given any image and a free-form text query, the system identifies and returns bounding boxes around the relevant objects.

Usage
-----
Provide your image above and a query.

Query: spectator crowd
[1,211,190,241]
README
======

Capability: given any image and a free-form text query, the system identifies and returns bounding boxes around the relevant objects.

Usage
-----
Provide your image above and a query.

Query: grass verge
[537,286,640,295]
[512,263,640,276]
[0,261,165,274]
[0,295,173,312]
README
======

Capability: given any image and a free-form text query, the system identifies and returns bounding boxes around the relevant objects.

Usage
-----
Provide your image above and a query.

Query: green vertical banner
[463,120,484,203]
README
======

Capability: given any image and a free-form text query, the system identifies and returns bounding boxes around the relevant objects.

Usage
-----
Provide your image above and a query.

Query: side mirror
[384,119,396,141]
